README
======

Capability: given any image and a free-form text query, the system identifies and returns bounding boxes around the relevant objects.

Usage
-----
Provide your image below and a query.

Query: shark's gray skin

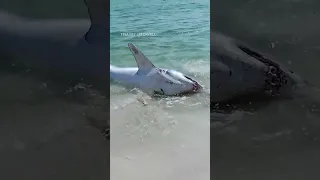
[210,31,308,104]
[0,2,109,90]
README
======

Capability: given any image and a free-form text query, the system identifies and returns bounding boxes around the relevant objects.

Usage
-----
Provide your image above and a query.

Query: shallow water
[110,0,210,179]
[211,0,320,179]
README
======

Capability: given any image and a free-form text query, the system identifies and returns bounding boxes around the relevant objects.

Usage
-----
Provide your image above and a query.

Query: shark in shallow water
[110,43,202,96]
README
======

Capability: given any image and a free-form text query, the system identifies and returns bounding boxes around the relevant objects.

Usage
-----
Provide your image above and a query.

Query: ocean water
[110,0,210,179]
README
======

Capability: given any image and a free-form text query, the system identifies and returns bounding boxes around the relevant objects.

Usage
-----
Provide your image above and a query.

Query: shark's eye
[156,69,164,74]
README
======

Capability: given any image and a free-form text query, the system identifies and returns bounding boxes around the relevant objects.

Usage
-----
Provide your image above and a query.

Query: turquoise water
[110,1,210,179]
[110,0,210,69]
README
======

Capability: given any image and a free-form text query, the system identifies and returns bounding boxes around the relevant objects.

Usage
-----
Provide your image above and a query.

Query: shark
[110,43,203,96]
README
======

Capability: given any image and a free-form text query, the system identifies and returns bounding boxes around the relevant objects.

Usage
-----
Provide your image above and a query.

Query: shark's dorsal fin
[128,43,155,72]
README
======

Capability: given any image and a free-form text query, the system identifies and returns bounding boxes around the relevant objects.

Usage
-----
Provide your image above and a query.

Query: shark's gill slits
[165,81,174,85]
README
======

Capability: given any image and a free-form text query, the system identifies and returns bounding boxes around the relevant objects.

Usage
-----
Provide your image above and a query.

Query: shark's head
[128,43,202,96]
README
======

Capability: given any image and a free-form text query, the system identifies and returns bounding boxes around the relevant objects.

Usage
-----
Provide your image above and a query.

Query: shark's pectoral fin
[128,43,155,73]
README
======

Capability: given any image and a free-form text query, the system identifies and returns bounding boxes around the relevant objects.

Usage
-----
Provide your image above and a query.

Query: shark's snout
[182,74,203,92]
[192,81,202,92]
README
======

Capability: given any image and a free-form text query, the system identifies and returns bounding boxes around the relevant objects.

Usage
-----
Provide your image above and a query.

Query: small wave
[182,59,210,75]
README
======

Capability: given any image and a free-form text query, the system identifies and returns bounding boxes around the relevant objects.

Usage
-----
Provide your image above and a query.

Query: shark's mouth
[237,44,289,95]
[183,75,202,92]
[193,82,201,91]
